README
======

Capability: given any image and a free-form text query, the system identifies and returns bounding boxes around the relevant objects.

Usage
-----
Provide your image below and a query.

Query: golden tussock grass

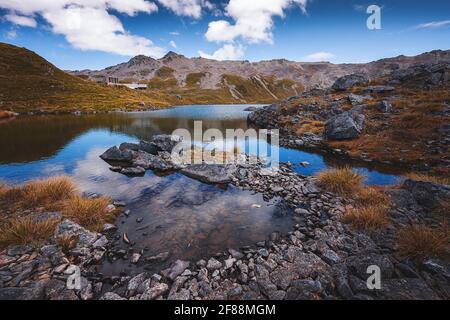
[398,224,449,261]
[0,177,117,248]
[0,176,77,211]
[0,217,59,247]
[353,187,391,207]
[342,204,390,230]
[62,196,113,232]
[316,168,393,230]
[405,173,450,186]
[295,120,324,135]
[317,167,365,196]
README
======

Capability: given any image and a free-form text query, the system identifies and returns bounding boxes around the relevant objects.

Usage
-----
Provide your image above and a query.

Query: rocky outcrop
[390,62,450,87]
[332,74,368,91]
[100,146,133,162]
[324,109,365,140]
[402,179,450,211]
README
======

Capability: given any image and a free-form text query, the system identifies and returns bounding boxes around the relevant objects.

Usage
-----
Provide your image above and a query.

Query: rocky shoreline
[1,135,448,300]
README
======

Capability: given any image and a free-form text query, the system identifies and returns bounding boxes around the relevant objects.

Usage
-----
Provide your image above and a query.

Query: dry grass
[56,234,79,253]
[0,217,59,247]
[317,167,365,196]
[0,176,77,211]
[342,204,390,230]
[398,224,449,261]
[354,187,391,207]
[405,173,450,186]
[0,177,118,248]
[295,120,324,135]
[62,196,113,232]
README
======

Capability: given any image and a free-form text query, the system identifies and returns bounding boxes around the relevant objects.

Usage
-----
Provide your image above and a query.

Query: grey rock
[121,166,145,176]
[7,245,33,256]
[167,260,190,280]
[128,273,147,293]
[402,179,450,211]
[181,164,237,184]
[332,74,368,91]
[325,109,365,140]
[93,236,108,249]
[321,250,341,265]
[228,249,244,260]
[141,283,169,300]
[100,292,126,300]
[285,280,322,300]
[100,146,133,162]
[54,219,98,247]
[206,258,223,271]
[119,142,139,152]
[0,287,26,300]
[168,288,190,300]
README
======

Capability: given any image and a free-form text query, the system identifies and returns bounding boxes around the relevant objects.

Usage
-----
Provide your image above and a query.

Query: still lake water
[0,105,403,272]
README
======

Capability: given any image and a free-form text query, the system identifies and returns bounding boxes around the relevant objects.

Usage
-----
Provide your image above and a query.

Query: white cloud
[304,51,335,62]
[0,0,165,57]
[198,44,245,61]
[205,0,308,44]
[4,13,37,27]
[169,40,177,48]
[414,20,450,29]
[169,31,180,36]
[6,29,17,39]
[157,0,213,19]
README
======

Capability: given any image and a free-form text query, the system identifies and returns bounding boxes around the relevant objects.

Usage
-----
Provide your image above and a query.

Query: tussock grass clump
[56,234,79,253]
[317,167,365,196]
[0,176,117,248]
[398,224,449,261]
[316,168,393,230]
[342,205,390,230]
[354,187,391,207]
[0,217,59,247]
[0,176,77,211]
[405,173,450,186]
[62,196,113,232]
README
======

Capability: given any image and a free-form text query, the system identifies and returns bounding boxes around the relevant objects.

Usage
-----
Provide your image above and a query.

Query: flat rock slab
[181,164,237,184]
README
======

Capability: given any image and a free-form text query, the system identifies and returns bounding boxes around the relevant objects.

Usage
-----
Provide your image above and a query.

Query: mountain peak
[127,55,155,66]
[161,51,184,60]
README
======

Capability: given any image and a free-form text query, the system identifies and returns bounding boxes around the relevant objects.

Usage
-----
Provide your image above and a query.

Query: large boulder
[324,110,365,140]
[332,74,368,91]
[100,146,133,162]
[181,164,237,184]
[138,135,183,155]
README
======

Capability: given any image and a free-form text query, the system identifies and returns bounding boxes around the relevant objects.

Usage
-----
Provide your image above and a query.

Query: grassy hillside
[0,43,170,113]
[146,73,303,105]
[0,42,303,114]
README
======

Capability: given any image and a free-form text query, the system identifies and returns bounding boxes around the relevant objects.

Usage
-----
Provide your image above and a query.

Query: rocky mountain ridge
[71,49,450,90]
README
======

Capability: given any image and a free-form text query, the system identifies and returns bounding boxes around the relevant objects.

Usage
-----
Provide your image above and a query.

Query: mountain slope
[0,43,170,113]
[72,49,450,91]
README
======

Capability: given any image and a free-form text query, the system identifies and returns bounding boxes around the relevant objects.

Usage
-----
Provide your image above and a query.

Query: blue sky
[0,0,449,70]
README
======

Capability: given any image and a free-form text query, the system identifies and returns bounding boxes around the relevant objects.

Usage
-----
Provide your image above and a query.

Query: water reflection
[0,104,404,271]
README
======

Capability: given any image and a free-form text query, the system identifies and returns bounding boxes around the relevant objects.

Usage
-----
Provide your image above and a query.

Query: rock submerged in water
[324,109,365,140]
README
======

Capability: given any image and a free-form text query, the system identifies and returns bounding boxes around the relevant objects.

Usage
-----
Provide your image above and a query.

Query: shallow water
[0,104,404,271]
